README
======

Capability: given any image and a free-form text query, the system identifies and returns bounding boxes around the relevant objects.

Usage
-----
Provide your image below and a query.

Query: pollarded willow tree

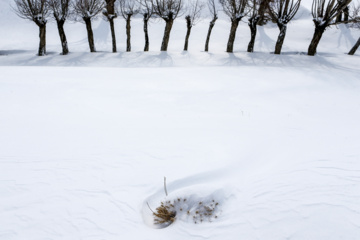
[139,0,154,51]
[220,0,248,53]
[307,0,352,55]
[13,0,49,56]
[119,0,139,52]
[268,0,301,54]
[103,0,118,53]
[204,0,218,52]
[247,0,269,52]
[48,0,71,55]
[348,2,360,55]
[183,0,205,51]
[73,0,105,52]
[152,0,184,51]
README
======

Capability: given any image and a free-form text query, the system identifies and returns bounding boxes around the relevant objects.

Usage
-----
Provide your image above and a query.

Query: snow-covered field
[1,0,360,239]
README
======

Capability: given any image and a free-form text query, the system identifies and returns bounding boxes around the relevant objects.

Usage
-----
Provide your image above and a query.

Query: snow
[1,0,360,239]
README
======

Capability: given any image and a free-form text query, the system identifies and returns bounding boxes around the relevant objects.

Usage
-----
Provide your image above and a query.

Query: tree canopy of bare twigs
[220,0,248,52]
[13,0,49,24]
[13,0,49,56]
[48,0,71,55]
[73,0,105,52]
[183,0,204,51]
[268,0,301,54]
[307,0,352,55]
[152,0,183,51]
[73,0,104,20]
[48,0,71,22]
[204,0,218,51]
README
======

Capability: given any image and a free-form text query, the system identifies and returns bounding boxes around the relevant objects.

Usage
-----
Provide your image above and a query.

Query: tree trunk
[161,19,174,51]
[126,15,132,52]
[56,20,69,55]
[38,24,46,56]
[307,26,326,56]
[348,37,360,55]
[247,17,258,53]
[344,6,349,22]
[109,18,117,53]
[143,16,149,51]
[84,18,96,52]
[274,23,287,54]
[204,17,217,52]
[226,19,240,53]
[336,12,342,23]
[184,17,192,51]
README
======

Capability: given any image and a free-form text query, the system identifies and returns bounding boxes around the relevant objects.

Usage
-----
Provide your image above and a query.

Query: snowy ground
[1,0,360,240]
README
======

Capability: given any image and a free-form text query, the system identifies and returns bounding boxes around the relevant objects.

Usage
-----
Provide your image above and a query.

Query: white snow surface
[1,0,360,239]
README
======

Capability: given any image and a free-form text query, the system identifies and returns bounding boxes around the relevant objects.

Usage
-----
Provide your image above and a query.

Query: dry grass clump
[149,178,220,227]
[153,201,177,225]
[150,197,220,226]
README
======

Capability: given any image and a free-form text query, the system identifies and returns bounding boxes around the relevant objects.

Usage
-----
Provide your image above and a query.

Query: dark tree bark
[38,23,47,56]
[84,17,96,52]
[161,19,174,51]
[104,0,117,52]
[184,16,192,51]
[274,23,287,54]
[226,19,240,53]
[257,0,269,25]
[344,6,349,22]
[247,16,259,52]
[109,18,117,52]
[143,14,150,51]
[308,26,326,56]
[126,15,132,52]
[56,20,69,55]
[336,11,343,22]
[204,16,217,52]
[348,37,360,55]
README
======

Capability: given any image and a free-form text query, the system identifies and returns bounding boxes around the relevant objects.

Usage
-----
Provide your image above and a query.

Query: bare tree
[119,0,139,52]
[307,0,352,56]
[152,0,184,51]
[247,0,269,52]
[13,0,49,56]
[48,0,71,55]
[74,0,104,52]
[268,0,301,54]
[183,0,204,51]
[139,0,154,51]
[348,1,360,54]
[103,0,118,53]
[220,0,248,53]
[204,0,218,51]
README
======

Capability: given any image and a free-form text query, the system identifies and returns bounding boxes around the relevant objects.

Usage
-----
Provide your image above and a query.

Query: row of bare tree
[13,0,360,57]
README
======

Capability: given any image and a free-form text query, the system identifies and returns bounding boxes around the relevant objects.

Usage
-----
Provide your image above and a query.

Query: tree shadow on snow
[0,50,30,56]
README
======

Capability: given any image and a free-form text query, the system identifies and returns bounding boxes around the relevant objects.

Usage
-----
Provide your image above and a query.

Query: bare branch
[151,0,184,20]
[73,0,105,20]
[118,0,139,18]
[185,0,205,26]
[13,0,49,26]
[219,0,248,21]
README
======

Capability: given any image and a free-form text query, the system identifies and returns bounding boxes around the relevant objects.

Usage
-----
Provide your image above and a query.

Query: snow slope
[1,1,360,240]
